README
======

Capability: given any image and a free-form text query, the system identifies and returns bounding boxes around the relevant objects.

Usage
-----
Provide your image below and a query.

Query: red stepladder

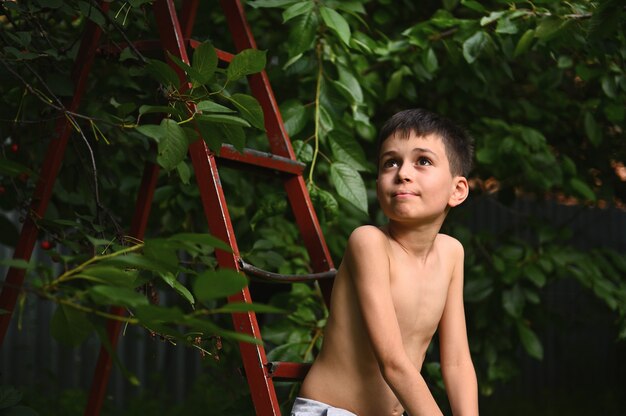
[0,1,335,415]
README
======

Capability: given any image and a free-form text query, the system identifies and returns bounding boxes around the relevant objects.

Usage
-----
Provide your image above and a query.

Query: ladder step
[217,144,305,175]
[99,39,234,62]
[240,259,336,282]
[266,361,311,381]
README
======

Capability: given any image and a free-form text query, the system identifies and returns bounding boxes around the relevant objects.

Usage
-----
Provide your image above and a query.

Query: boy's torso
[299,226,457,416]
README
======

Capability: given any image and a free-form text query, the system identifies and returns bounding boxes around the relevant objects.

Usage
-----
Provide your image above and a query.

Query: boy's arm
[438,241,479,416]
[346,226,443,416]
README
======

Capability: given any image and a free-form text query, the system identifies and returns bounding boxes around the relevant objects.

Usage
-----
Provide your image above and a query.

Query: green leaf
[330,162,368,214]
[386,68,405,101]
[601,75,618,99]
[462,31,489,64]
[248,0,300,7]
[329,131,370,171]
[604,102,625,123]
[480,11,505,27]
[169,233,232,252]
[464,277,493,302]
[293,140,313,163]
[160,272,195,307]
[88,285,149,308]
[496,17,518,34]
[288,11,318,56]
[196,100,235,113]
[0,158,32,177]
[50,304,94,346]
[319,105,334,136]
[461,0,485,12]
[219,123,246,152]
[557,55,573,68]
[134,305,185,324]
[193,269,249,301]
[280,100,308,137]
[282,1,314,22]
[331,79,358,105]
[320,7,351,46]
[229,93,265,130]
[195,113,251,128]
[584,112,602,147]
[534,17,563,41]
[78,266,138,287]
[569,178,596,201]
[176,160,191,184]
[191,42,218,86]
[0,259,33,270]
[517,322,544,360]
[502,285,525,318]
[422,48,438,73]
[138,105,186,118]
[157,119,189,171]
[227,49,267,81]
[100,253,171,273]
[165,51,193,80]
[144,238,179,271]
[524,264,546,288]
[561,155,577,176]
[145,59,180,87]
[337,66,363,103]
[195,119,223,153]
[5,31,31,48]
[136,124,164,143]
[78,0,105,27]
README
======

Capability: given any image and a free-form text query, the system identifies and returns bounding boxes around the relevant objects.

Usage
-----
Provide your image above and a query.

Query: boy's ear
[448,176,469,207]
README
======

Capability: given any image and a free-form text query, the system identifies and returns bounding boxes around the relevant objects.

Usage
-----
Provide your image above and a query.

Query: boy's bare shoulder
[436,233,465,259]
[348,225,387,244]
[345,225,389,258]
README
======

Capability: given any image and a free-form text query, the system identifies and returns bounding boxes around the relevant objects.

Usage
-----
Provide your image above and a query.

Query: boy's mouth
[392,190,418,197]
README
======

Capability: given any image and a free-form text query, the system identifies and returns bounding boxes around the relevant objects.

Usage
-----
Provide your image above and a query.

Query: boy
[292,109,479,416]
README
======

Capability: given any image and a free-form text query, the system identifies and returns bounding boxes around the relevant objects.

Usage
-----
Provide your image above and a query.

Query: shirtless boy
[292,109,479,416]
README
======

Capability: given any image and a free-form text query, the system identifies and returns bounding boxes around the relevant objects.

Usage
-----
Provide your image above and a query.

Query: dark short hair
[377,108,474,177]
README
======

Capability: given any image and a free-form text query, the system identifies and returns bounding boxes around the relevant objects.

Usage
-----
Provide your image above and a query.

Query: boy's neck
[384,218,443,261]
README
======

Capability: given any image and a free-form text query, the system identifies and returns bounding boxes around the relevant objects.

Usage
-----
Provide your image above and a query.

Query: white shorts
[291,397,357,416]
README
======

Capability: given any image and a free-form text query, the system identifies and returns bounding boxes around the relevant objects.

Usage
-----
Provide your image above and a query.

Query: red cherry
[10,144,18,153]
[40,240,53,250]
[0,185,5,194]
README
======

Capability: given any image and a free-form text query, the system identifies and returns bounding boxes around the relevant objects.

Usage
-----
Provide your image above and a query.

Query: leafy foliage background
[1,0,625,414]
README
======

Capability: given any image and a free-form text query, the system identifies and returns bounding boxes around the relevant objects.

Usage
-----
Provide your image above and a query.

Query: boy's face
[376,132,468,224]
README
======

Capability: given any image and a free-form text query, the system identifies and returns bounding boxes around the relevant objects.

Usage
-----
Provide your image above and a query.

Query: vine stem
[53,296,139,324]
[303,326,323,361]
[48,243,144,288]
[308,42,324,185]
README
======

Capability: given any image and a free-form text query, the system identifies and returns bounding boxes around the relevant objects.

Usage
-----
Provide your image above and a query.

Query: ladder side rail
[85,0,200,412]
[153,1,280,414]
[219,0,292,158]
[84,162,160,416]
[219,0,335,305]
[179,0,199,40]
[0,2,111,345]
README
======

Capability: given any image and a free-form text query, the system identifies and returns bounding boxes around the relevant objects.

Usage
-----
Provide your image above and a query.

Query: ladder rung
[266,361,311,381]
[217,145,306,176]
[239,259,336,282]
[98,39,234,63]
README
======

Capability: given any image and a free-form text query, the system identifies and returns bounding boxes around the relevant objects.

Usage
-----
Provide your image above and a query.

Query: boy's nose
[396,165,413,182]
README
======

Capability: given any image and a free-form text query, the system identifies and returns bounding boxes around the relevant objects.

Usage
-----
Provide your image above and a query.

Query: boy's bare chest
[388,255,451,335]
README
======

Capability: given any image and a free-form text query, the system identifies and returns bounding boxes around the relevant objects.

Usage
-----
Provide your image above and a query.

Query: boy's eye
[417,157,432,166]
[382,158,399,168]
